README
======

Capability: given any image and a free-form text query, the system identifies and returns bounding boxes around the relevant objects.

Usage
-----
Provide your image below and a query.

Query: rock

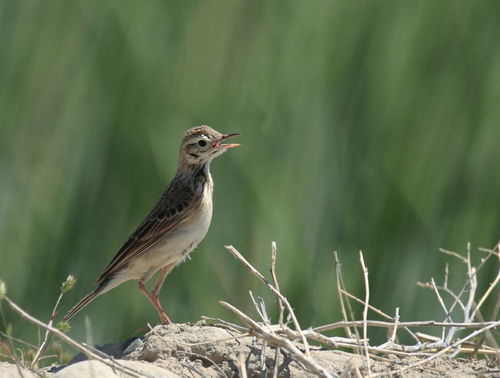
[68,337,141,364]
[123,338,144,355]
[48,337,141,374]
[124,322,368,377]
[52,359,179,378]
[0,362,38,378]
[125,322,244,376]
[46,323,497,377]
[126,322,241,362]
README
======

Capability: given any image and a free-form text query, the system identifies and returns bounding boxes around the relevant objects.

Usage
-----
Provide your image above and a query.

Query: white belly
[122,189,213,282]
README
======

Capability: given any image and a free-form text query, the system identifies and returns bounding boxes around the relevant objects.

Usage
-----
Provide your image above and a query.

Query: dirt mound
[1,322,490,377]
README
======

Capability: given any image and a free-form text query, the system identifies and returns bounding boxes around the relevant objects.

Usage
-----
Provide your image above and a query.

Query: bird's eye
[198,140,207,147]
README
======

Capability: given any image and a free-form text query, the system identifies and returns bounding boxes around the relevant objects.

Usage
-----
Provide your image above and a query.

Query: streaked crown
[182,125,222,144]
[179,125,239,167]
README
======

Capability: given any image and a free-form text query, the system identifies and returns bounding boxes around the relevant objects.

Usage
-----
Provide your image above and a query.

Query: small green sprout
[56,321,71,333]
[61,275,76,293]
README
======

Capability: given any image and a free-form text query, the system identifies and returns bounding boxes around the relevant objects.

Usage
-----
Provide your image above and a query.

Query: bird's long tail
[63,287,103,322]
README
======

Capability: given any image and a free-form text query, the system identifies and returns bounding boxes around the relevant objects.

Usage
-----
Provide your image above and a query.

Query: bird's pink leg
[137,264,175,324]
[138,280,171,324]
[152,264,174,296]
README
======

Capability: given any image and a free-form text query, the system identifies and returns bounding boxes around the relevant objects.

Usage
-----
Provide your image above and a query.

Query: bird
[63,125,240,324]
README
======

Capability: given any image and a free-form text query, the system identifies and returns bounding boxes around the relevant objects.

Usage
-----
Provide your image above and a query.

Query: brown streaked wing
[96,182,196,285]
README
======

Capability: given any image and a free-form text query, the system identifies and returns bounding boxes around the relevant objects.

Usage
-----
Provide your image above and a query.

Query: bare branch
[439,249,468,264]
[3,296,146,378]
[201,316,248,332]
[471,269,500,319]
[359,252,372,376]
[391,321,500,376]
[333,252,354,339]
[220,301,334,378]
[224,245,311,357]
[338,289,420,343]
[389,308,400,345]
[238,353,248,378]
[313,320,497,332]
[270,241,284,326]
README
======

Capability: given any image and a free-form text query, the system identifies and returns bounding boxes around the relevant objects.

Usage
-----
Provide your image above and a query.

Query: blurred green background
[0,0,498,349]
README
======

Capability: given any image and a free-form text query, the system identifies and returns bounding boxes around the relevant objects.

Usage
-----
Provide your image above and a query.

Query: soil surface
[1,322,498,377]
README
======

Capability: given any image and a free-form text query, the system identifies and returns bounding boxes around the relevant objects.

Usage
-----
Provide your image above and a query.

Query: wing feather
[96,180,197,285]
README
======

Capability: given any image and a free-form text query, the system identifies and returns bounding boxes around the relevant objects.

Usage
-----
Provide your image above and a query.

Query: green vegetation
[0,0,498,351]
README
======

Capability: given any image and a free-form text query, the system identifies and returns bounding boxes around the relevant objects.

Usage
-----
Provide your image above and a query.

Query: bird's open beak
[214,133,241,149]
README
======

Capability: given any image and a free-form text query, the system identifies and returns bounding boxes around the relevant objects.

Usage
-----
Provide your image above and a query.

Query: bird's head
[179,125,240,167]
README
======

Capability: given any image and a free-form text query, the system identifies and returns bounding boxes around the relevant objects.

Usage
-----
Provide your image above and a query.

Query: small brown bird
[64,125,240,324]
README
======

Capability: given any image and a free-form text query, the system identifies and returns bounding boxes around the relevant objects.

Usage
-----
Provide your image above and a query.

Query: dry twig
[224,245,312,357]
[221,243,498,377]
[220,301,334,378]
[359,252,372,376]
[3,296,146,378]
